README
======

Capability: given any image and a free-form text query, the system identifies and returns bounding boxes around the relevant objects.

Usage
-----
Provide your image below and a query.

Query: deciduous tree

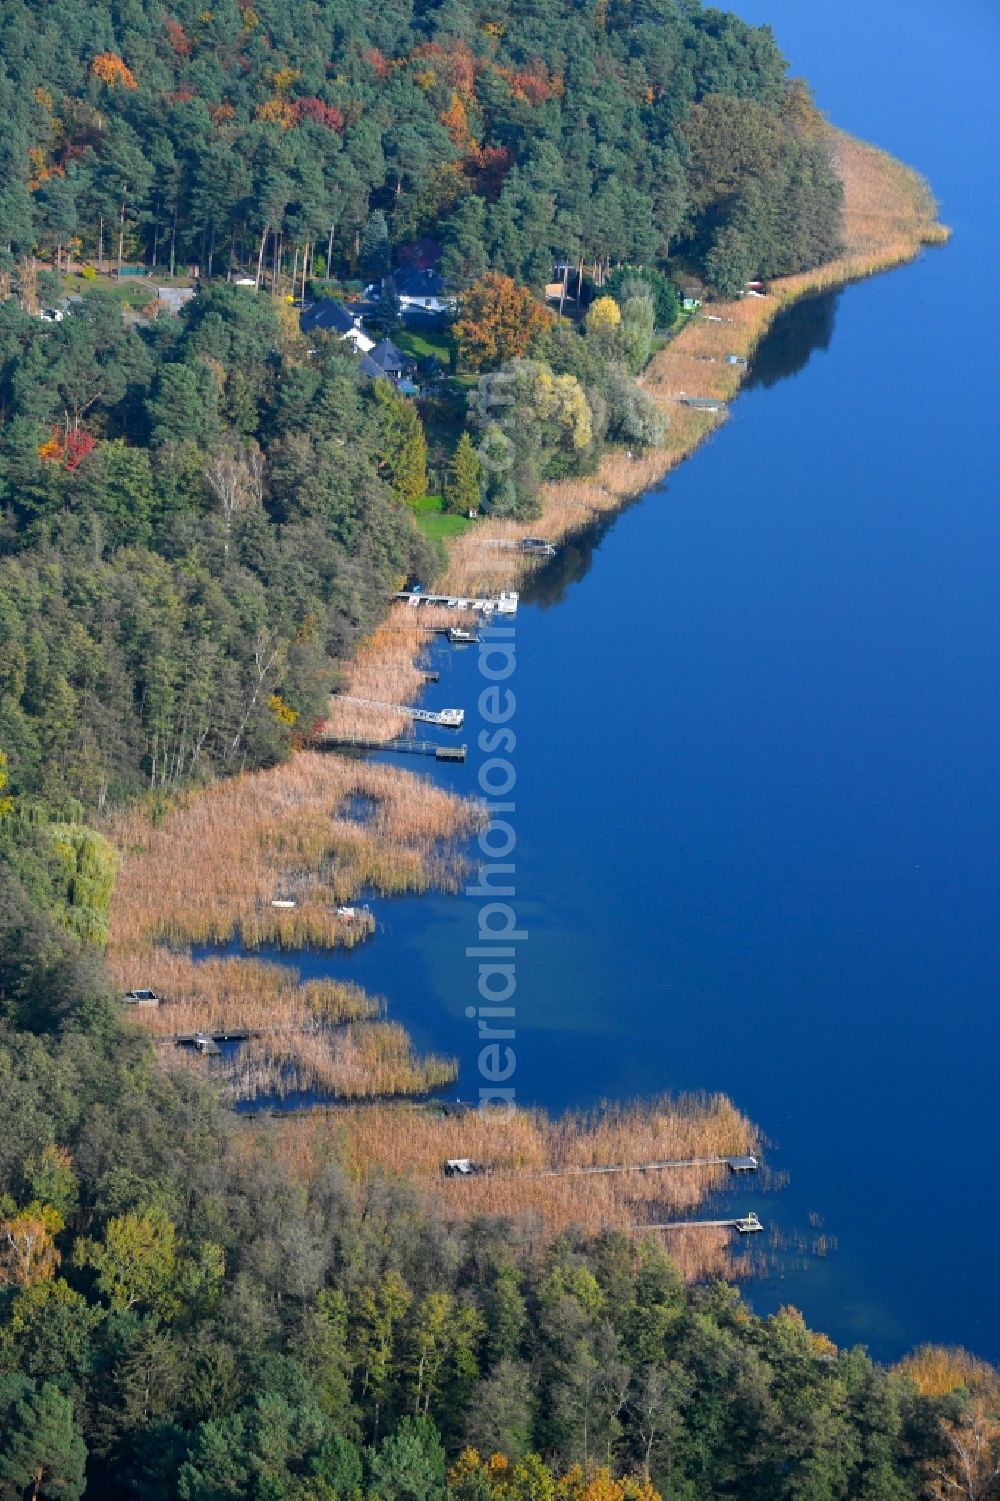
[454,273,553,371]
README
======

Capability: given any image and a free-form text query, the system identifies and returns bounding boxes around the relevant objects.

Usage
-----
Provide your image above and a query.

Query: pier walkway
[334,695,464,728]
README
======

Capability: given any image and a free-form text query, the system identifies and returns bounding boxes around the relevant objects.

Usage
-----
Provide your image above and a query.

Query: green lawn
[413,494,474,542]
[61,272,159,308]
[395,328,453,365]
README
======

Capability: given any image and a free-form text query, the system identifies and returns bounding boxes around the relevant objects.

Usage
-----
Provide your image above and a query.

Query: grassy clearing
[395,327,452,364]
[60,272,160,308]
[249,1093,757,1279]
[413,494,474,542]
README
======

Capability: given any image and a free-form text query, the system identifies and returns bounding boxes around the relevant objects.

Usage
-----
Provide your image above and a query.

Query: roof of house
[395,268,445,300]
[369,338,411,376]
[397,238,443,271]
[358,352,383,379]
[400,304,448,331]
[300,298,360,335]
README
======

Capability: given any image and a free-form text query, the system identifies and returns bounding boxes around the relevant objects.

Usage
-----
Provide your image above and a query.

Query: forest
[0,0,843,291]
[1,0,996,1495]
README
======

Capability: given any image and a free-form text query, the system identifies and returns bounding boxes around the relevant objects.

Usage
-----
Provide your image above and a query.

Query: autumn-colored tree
[364,47,392,80]
[441,92,473,149]
[895,1345,1000,1501]
[0,1206,63,1289]
[0,750,14,818]
[925,1400,1000,1501]
[256,98,297,128]
[164,17,192,56]
[454,273,554,371]
[91,52,137,89]
[448,1451,662,1501]
[292,97,346,132]
[897,1345,999,1398]
[38,427,97,470]
[584,296,622,357]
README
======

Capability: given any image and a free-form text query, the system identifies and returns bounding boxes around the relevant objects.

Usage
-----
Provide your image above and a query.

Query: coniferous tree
[446,432,482,515]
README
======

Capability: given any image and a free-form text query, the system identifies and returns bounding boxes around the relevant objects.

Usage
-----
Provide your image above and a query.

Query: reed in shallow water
[217,1022,458,1103]
[117,951,378,1038]
[107,753,485,957]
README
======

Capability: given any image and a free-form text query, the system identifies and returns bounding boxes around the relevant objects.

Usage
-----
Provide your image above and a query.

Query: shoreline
[106,126,946,1261]
[436,129,947,602]
[328,129,947,714]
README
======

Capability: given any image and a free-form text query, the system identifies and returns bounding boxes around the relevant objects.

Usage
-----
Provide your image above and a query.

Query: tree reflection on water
[522,288,842,606]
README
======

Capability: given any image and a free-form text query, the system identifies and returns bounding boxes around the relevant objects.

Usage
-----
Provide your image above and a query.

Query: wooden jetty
[681,395,726,412]
[334,694,464,729]
[482,538,557,559]
[176,1032,224,1056]
[172,1029,255,1046]
[434,744,467,762]
[640,1212,763,1235]
[535,1154,758,1179]
[440,1154,758,1183]
[321,735,467,762]
[395,589,518,616]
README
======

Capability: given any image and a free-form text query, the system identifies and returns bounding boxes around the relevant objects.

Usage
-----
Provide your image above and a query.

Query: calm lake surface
[230,0,1000,1361]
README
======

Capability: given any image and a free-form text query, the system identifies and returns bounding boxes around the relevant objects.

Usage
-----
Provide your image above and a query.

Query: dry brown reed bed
[246,1093,756,1280]
[107,728,482,1105]
[218,1022,457,1103]
[120,951,378,1038]
[107,753,484,962]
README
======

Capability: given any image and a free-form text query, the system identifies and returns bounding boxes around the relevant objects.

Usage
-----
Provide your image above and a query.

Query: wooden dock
[320,736,467,762]
[395,589,518,616]
[171,1029,256,1045]
[439,1154,758,1183]
[681,395,726,412]
[482,538,557,559]
[535,1154,758,1178]
[334,694,464,729]
[640,1213,763,1235]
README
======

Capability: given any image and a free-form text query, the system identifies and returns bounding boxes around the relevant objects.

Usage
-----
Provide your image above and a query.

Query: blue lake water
[219,0,1000,1362]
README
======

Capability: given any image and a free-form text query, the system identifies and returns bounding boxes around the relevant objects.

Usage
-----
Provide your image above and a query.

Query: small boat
[448,627,479,644]
[336,904,372,921]
[124,988,161,1006]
